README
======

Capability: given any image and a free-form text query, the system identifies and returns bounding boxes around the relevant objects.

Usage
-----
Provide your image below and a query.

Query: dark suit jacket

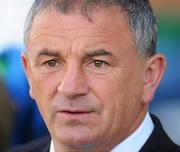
[5,115,180,152]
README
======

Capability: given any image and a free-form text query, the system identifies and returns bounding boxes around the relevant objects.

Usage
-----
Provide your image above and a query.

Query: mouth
[57,109,94,118]
[60,109,93,114]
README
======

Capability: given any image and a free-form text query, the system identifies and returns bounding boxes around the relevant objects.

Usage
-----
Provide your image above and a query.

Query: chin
[53,125,99,148]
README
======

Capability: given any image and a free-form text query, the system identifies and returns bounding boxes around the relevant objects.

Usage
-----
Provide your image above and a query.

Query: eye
[43,59,58,67]
[87,59,110,69]
[86,59,112,74]
[93,60,104,68]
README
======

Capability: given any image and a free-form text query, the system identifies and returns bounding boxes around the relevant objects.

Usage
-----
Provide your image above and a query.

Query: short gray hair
[24,0,157,57]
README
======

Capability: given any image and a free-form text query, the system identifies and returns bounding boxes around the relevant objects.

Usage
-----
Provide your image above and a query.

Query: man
[7,0,180,152]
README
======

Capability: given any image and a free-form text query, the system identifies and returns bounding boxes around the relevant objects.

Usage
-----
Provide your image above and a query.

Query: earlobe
[142,54,166,103]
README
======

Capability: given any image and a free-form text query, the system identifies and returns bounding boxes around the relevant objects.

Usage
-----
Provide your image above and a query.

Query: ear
[21,52,34,99]
[142,54,166,103]
[21,52,30,81]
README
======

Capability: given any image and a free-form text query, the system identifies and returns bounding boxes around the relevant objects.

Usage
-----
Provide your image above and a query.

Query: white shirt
[50,112,154,152]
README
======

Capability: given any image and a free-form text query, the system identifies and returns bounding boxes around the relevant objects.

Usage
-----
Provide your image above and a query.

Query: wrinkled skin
[22,7,166,152]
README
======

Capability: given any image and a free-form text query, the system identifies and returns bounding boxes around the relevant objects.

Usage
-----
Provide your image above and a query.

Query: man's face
[24,7,148,151]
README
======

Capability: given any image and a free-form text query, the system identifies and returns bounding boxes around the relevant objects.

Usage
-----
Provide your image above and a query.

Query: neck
[124,105,149,140]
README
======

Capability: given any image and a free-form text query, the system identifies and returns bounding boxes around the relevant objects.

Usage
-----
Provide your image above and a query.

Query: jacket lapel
[140,114,178,151]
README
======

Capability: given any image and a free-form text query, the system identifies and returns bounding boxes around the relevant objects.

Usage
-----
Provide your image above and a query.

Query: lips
[55,108,94,119]
[59,109,93,114]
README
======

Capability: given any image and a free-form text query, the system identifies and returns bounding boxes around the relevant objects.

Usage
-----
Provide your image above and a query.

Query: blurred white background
[0,0,33,50]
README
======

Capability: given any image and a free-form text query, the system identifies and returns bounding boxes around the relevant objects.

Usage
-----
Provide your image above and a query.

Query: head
[22,0,166,151]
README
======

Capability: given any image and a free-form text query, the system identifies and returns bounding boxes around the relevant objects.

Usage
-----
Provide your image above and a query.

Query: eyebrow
[84,49,114,58]
[35,48,114,62]
[36,49,61,59]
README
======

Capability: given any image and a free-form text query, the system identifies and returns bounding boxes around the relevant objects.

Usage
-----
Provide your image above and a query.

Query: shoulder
[140,114,180,152]
[5,135,51,152]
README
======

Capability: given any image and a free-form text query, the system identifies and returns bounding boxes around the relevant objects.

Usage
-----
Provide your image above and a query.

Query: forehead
[28,7,136,58]
[29,7,131,39]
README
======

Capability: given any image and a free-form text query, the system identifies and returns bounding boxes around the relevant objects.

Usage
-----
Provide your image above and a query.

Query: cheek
[113,68,144,122]
[87,74,133,140]
[87,67,143,118]
[29,72,61,117]
[30,71,60,98]
[87,73,125,120]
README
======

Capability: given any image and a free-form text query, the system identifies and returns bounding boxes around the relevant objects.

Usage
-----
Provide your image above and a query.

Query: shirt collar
[110,112,154,152]
[50,140,55,152]
[50,112,154,152]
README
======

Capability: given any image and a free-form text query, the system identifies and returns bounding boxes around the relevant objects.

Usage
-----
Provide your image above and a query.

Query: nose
[57,64,89,98]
